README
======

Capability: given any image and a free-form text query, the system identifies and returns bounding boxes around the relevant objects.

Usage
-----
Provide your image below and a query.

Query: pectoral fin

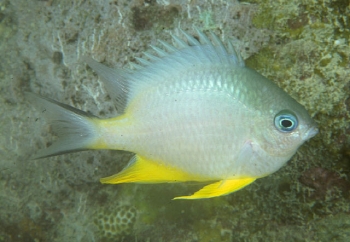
[173,177,256,200]
[100,155,207,184]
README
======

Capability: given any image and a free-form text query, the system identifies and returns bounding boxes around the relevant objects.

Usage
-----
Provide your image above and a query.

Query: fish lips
[303,126,319,141]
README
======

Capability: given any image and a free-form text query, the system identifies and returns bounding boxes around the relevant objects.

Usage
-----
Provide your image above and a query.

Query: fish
[27,28,318,200]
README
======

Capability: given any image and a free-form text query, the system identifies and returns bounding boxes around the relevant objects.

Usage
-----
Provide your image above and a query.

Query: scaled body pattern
[28,29,318,199]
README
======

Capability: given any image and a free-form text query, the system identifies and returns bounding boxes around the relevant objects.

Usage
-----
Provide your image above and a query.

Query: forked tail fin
[26,93,99,159]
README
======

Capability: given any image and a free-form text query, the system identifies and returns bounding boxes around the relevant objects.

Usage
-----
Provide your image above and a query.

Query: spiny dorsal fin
[127,28,245,86]
[83,56,131,113]
[85,28,245,113]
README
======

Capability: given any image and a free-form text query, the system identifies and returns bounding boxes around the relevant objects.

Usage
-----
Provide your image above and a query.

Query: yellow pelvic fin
[100,155,207,184]
[173,177,256,200]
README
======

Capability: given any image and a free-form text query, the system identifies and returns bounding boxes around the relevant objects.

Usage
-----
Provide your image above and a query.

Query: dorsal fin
[128,28,245,91]
[83,57,131,113]
[84,28,245,112]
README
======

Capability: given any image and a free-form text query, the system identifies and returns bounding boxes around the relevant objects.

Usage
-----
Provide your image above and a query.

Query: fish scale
[27,28,318,199]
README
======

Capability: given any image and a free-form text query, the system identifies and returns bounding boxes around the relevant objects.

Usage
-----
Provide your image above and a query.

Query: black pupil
[281,119,293,128]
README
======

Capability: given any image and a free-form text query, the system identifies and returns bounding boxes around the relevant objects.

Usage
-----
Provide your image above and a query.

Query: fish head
[256,95,318,161]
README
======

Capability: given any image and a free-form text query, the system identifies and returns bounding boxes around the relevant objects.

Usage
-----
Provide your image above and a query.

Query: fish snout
[303,126,319,141]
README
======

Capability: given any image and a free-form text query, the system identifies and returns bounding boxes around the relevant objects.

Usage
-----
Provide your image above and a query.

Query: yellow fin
[173,177,256,200]
[100,155,207,184]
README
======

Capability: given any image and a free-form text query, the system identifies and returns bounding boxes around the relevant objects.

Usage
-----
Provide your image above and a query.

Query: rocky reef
[0,0,349,241]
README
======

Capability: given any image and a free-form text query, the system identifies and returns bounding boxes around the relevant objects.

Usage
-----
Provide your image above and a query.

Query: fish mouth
[303,126,319,141]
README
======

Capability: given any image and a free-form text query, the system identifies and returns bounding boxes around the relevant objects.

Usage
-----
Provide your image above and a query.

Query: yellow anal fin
[173,177,256,200]
[100,155,206,184]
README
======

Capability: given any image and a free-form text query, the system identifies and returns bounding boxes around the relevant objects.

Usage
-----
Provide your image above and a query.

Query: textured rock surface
[0,0,349,241]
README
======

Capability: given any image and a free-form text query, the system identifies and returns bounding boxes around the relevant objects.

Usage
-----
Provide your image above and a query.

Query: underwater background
[0,0,349,241]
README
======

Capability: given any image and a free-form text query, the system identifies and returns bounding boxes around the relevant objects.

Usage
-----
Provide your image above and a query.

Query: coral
[94,205,137,241]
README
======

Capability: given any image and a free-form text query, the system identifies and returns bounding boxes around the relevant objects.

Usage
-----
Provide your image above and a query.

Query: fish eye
[274,110,298,132]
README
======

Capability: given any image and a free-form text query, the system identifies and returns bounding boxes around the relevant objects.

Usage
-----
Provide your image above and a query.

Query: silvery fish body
[28,29,318,199]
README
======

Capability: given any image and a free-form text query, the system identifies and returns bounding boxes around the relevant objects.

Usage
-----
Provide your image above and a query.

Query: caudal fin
[26,92,99,159]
